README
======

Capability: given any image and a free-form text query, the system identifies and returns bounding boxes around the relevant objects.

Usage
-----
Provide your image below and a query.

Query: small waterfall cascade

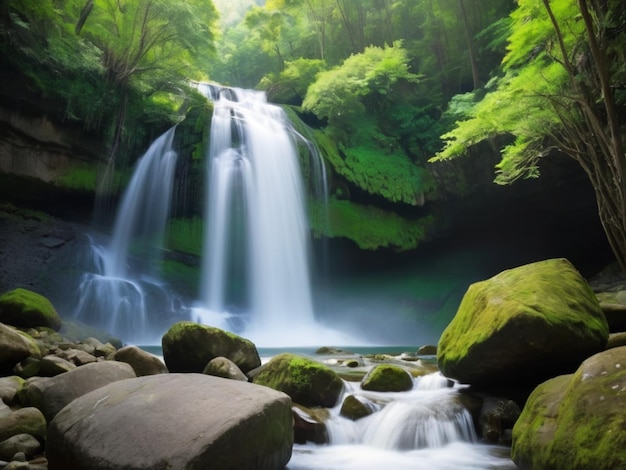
[290,372,516,470]
[72,127,182,343]
[325,374,476,449]
[196,85,347,345]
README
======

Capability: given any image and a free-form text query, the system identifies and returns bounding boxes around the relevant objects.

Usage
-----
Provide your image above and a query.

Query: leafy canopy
[431,0,584,184]
[302,41,421,126]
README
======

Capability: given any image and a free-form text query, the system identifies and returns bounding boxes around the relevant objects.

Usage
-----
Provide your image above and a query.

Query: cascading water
[288,372,517,469]
[72,127,183,343]
[194,86,355,346]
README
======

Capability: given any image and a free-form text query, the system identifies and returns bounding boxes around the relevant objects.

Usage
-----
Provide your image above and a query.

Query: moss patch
[310,196,435,251]
[512,347,626,469]
[361,364,413,392]
[437,258,609,385]
[253,353,344,407]
[0,288,61,331]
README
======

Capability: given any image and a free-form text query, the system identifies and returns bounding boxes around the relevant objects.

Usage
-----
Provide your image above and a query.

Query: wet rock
[596,290,626,332]
[0,376,25,407]
[361,364,413,392]
[0,407,46,442]
[416,344,437,355]
[22,361,136,421]
[0,434,42,461]
[253,353,344,407]
[162,321,260,374]
[38,355,76,376]
[58,348,97,366]
[478,396,521,445]
[438,258,609,387]
[114,345,167,376]
[0,288,61,331]
[293,404,329,444]
[607,332,626,350]
[0,324,36,373]
[13,357,40,379]
[340,394,377,420]
[47,374,293,470]
[202,356,248,381]
[512,346,626,469]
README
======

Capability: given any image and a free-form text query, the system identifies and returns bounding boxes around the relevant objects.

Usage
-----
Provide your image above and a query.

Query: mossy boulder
[361,364,413,392]
[0,288,61,331]
[512,346,626,470]
[438,258,609,386]
[340,394,376,420]
[162,321,260,374]
[253,353,344,407]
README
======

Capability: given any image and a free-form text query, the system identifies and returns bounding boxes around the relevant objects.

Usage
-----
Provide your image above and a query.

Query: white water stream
[288,372,516,470]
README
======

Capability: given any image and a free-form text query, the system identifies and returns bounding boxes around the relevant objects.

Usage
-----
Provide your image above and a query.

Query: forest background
[0,0,624,291]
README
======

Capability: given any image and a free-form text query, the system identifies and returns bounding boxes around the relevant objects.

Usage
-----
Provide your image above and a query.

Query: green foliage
[432,0,600,184]
[165,216,204,257]
[310,197,435,251]
[260,58,326,103]
[302,42,420,125]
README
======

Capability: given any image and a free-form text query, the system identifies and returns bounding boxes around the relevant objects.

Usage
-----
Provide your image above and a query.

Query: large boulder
[512,346,626,469]
[438,258,609,386]
[0,288,61,331]
[253,353,344,407]
[162,321,260,374]
[21,361,136,421]
[46,373,293,470]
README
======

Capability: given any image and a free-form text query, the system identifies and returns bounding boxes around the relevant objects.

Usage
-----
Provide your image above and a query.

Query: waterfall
[196,86,352,346]
[72,127,182,343]
[105,127,178,277]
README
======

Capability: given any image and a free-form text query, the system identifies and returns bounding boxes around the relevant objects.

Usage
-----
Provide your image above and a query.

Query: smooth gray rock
[0,407,46,442]
[47,373,293,470]
[22,361,136,421]
[0,434,42,460]
[0,324,33,373]
[202,356,248,381]
[114,345,168,376]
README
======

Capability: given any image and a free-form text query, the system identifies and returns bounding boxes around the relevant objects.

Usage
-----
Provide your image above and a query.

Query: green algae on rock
[253,353,344,407]
[162,321,260,374]
[512,346,626,470]
[361,364,413,392]
[437,258,609,386]
[0,288,61,331]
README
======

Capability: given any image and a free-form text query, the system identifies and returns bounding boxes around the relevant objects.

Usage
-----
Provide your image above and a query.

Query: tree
[432,0,626,271]
[67,0,219,162]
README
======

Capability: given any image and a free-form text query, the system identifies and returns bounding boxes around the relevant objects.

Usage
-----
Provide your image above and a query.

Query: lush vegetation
[1,0,624,263]
[432,0,626,270]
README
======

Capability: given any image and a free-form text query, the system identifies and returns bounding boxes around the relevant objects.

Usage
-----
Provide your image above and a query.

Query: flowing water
[72,128,184,343]
[193,85,357,347]
[288,372,517,470]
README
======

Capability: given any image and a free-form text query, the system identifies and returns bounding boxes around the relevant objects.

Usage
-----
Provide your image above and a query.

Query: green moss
[158,259,200,298]
[313,119,436,206]
[165,217,203,256]
[310,196,435,251]
[253,353,344,407]
[54,161,130,194]
[0,288,61,331]
[437,258,609,384]
[513,348,626,469]
[361,364,413,392]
